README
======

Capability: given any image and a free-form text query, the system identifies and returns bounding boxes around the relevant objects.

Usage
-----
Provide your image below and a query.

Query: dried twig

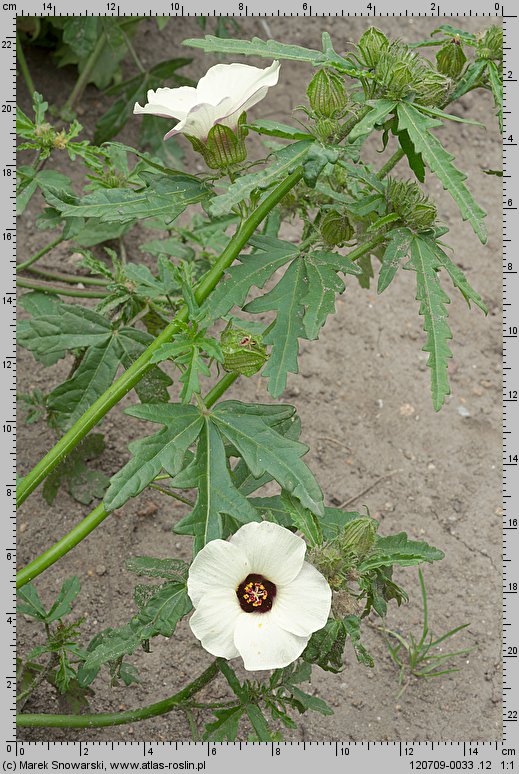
[318,436,351,452]
[336,469,402,510]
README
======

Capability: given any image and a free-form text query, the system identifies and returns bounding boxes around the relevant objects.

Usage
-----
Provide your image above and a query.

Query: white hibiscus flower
[134,61,280,141]
[187,521,332,671]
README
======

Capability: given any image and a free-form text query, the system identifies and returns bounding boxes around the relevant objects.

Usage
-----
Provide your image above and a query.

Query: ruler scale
[6,2,517,770]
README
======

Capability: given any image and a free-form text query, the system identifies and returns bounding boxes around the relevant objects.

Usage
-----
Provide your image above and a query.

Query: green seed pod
[479,25,503,61]
[186,112,248,170]
[337,517,378,561]
[307,68,348,117]
[357,26,390,68]
[436,37,467,79]
[220,327,268,377]
[413,69,453,107]
[386,177,437,231]
[320,210,354,245]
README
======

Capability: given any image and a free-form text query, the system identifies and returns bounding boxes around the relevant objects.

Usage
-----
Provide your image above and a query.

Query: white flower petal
[271,561,332,637]
[229,521,305,586]
[197,61,280,106]
[135,61,280,141]
[216,86,272,132]
[187,538,250,607]
[189,590,242,659]
[167,98,234,140]
[133,86,199,120]
[234,611,309,670]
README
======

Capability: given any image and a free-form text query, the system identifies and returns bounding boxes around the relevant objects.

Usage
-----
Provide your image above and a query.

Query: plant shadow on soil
[17,17,502,741]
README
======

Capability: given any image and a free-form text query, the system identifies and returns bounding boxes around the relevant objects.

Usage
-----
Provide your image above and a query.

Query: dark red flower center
[236,573,276,613]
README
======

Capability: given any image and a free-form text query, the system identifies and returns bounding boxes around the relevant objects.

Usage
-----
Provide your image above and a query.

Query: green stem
[121,27,146,74]
[148,484,194,507]
[17,661,219,728]
[338,105,372,141]
[16,373,241,589]
[16,504,108,589]
[376,147,405,179]
[347,233,387,260]
[205,372,239,408]
[26,266,111,287]
[17,235,66,271]
[17,278,109,299]
[17,167,305,508]
[63,32,107,113]
[17,34,36,96]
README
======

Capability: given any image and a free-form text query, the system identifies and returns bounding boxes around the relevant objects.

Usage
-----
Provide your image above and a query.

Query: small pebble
[137,502,159,517]
[285,386,300,397]
[96,564,107,576]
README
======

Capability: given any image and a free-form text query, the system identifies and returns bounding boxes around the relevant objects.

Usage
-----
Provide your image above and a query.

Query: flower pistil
[237,573,276,613]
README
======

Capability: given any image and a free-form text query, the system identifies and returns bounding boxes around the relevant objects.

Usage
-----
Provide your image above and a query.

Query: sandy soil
[17,16,502,742]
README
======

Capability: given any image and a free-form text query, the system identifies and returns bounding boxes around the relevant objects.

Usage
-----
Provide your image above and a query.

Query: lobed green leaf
[359,532,445,571]
[397,103,487,243]
[404,235,453,411]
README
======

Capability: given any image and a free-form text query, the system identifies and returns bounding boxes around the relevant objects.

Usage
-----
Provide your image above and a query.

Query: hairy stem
[17,278,109,299]
[17,661,219,728]
[16,33,36,96]
[17,235,66,271]
[338,105,372,141]
[17,167,305,508]
[376,147,405,179]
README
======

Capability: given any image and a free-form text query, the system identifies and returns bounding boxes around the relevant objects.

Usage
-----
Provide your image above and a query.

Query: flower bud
[337,517,377,561]
[221,327,268,377]
[413,69,453,107]
[186,112,248,170]
[314,117,341,143]
[478,25,503,61]
[375,45,416,100]
[307,68,348,117]
[320,210,354,245]
[52,130,69,150]
[373,40,451,106]
[386,177,437,231]
[357,27,389,68]
[436,37,467,79]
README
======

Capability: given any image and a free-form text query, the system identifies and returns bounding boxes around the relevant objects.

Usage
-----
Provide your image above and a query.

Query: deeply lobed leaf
[397,103,487,243]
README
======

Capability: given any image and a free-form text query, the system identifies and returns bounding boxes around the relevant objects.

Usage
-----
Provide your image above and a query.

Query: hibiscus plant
[16,22,501,739]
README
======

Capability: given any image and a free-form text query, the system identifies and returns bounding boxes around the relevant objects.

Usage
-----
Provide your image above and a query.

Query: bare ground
[17,16,502,741]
